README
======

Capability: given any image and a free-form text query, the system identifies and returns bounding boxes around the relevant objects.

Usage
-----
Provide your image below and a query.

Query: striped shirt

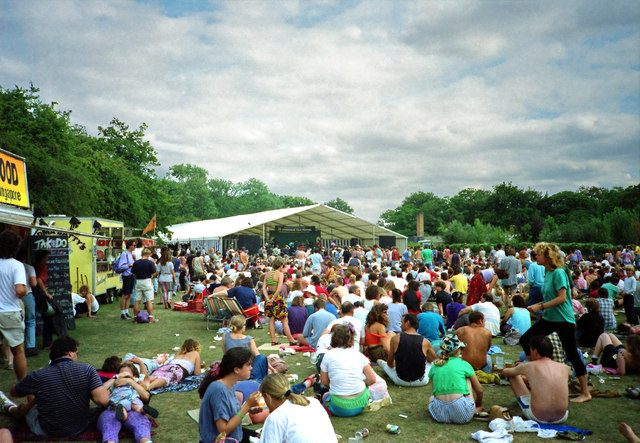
[14,358,103,437]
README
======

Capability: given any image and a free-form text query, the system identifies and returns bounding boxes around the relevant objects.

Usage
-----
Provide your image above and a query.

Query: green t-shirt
[428,357,474,396]
[421,248,433,263]
[542,268,574,324]
[601,282,621,301]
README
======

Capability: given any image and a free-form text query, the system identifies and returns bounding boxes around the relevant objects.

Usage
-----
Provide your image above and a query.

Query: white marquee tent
[167,204,407,252]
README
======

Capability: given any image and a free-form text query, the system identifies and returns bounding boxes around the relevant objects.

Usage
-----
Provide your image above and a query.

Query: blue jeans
[22,293,36,349]
[480,354,492,373]
[123,353,160,375]
[250,354,268,382]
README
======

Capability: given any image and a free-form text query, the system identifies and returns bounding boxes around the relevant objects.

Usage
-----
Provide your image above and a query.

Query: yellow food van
[42,216,125,300]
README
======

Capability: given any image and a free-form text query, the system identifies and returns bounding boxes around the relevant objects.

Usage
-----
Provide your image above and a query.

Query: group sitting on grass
[2,240,640,443]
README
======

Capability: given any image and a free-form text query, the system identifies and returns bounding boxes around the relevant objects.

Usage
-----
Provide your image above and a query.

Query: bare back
[522,358,570,421]
[457,325,492,370]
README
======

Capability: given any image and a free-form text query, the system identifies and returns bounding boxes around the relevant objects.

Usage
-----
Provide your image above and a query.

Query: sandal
[271,341,281,346]
[289,341,300,347]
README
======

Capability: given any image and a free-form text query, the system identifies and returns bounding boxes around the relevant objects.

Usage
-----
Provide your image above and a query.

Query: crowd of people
[1,230,640,442]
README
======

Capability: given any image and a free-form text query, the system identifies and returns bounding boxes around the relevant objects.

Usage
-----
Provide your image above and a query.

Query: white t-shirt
[323,316,364,351]
[0,258,26,313]
[259,398,337,443]
[320,347,369,396]
[315,333,333,355]
[355,281,366,292]
[24,264,36,294]
[342,293,363,305]
[71,293,100,315]
[494,249,505,264]
[471,302,500,336]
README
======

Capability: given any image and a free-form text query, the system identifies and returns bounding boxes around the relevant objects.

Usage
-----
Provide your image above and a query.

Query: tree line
[379,183,640,245]
[0,84,354,234]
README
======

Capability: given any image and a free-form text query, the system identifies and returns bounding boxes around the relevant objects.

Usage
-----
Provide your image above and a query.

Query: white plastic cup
[496,356,504,369]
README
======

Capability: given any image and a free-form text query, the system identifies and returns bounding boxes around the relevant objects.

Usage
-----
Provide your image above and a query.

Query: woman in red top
[364,304,395,361]
[467,266,486,306]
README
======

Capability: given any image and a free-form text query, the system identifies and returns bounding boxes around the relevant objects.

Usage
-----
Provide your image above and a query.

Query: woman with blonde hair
[221,315,272,383]
[258,373,337,442]
[157,248,177,309]
[146,339,202,391]
[522,242,591,403]
[262,257,296,346]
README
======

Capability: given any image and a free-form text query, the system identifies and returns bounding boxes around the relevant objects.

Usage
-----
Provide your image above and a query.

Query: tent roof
[167,204,406,242]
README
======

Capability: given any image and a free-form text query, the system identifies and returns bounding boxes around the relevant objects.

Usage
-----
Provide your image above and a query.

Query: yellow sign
[0,150,29,208]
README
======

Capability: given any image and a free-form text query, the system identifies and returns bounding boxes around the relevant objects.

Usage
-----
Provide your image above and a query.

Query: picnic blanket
[290,345,315,353]
[257,343,284,351]
[150,374,206,395]
[11,417,158,442]
[185,308,206,314]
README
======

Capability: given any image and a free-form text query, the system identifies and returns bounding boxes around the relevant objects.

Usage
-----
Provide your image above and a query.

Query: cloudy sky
[1,0,639,222]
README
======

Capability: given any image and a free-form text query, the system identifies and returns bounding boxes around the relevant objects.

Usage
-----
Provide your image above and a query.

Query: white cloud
[1,0,638,222]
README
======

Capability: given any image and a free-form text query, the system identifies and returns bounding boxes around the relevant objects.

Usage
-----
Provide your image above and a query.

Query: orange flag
[141,214,157,236]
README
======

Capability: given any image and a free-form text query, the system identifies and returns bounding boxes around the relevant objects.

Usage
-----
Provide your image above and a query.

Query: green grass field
[1,298,638,442]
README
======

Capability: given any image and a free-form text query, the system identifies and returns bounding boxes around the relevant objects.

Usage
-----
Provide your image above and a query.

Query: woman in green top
[428,334,483,424]
[522,242,591,403]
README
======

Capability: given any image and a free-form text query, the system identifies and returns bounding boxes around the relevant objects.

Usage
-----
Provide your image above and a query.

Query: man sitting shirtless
[503,335,571,424]
[457,311,492,373]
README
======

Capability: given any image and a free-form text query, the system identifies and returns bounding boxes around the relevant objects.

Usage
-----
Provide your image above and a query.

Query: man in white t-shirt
[494,244,505,265]
[321,302,365,351]
[0,230,28,380]
[457,293,500,336]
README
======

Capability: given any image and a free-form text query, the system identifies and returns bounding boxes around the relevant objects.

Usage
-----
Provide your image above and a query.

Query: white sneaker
[0,391,16,414]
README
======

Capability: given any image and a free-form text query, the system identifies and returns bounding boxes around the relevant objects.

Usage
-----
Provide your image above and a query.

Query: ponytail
[260,373,309,407]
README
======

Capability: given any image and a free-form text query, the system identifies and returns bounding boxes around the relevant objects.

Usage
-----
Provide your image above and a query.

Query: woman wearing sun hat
[427,334,483,424]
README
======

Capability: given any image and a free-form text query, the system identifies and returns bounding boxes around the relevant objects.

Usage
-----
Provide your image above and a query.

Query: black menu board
[31,234,75,330]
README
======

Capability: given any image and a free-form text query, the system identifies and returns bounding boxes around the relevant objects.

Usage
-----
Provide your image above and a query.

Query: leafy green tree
[280,195,315,208]
[96,118,159,178]
[325,198,354,214]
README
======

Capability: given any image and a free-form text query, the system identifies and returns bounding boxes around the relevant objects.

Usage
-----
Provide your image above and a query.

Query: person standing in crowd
[33,249,55,347]
[157,248,177,309]
[522,242,591,403]
[263,257,296,346]
[131,248,157,323]
[16,246,38,357]
[0,230,28,380]
[527,251,545,307]
[498,247,522,308]
[118,239,137,320]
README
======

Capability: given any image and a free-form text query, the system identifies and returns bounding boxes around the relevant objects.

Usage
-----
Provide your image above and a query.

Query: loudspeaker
[238,235,261,255]
[379,235,396,248]
[350,238,359,247]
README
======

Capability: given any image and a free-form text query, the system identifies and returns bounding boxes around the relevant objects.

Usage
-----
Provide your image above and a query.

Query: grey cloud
[0,0,637,222]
